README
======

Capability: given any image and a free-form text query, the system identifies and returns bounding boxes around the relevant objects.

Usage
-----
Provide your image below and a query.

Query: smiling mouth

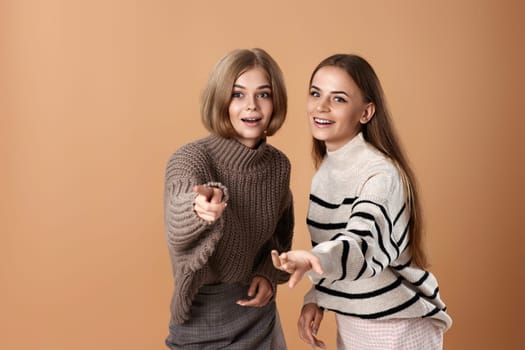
[241,117,262,122]
[314,117,334,125]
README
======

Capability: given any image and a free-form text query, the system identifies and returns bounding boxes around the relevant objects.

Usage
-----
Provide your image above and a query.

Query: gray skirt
[166,282,287,350]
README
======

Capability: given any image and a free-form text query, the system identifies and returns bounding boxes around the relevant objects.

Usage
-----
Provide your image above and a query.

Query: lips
[241,116,263,124]
[313,117,334,125]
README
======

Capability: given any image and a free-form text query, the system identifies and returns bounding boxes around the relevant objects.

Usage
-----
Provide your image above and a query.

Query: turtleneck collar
[326,132,366,160]
[205,135,271,171]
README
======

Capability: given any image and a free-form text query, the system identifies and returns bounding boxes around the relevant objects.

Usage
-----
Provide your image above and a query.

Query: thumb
[247,279,258,297]
[209,187,223,204]
[310,257,324,275]
[313,307,323,332]
[271,250,281,268]
[193,185,214,201]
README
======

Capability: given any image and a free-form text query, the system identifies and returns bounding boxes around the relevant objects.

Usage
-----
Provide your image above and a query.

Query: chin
[240,131,264,139]
[311,131,329,141]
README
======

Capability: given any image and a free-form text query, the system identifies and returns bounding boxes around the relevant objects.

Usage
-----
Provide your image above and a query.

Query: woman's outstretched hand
[271,250,323,288]
[193,185,226,222]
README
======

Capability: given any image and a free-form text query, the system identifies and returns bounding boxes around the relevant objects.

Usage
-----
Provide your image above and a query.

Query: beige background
[2,0,524,349]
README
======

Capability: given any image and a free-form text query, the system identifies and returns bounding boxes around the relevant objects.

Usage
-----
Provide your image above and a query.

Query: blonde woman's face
[228,67,273,148]
[307,66,373,151]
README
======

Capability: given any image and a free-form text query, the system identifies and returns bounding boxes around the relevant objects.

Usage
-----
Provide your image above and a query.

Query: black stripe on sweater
[396,273,438,300]
[413,271,429,286]
[355,240,369,280]
[329,233,350,281]
[340,241,349,281]
[423,307,441,318]
[392,259,412,270]
[421,286,439,300]
[393,203,406,226]
[310,194,356,209]
[350,211,375,222]
[355,260,368,280]
[326,294,421,319]
[315,277,403,299]
[348,229,373,238]
[331,233,345,240]
[372,257,384,270]
[353,200,393,233]
[353,200,400,259]
[307,218,347,230]
[397,224,409,247]
[350,211,392,263]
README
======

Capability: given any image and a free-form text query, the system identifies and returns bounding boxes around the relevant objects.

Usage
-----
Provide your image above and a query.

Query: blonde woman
[272,54,452,349]
[165,48,293,349]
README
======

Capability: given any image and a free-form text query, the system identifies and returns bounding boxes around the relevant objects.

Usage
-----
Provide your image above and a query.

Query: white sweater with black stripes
[303,132,452,331]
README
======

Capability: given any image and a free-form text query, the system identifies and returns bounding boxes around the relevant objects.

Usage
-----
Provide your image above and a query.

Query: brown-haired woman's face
[307,66,373,151]
[228,67,273,148]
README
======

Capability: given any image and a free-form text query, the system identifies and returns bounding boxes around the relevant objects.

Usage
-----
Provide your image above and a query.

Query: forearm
[165,179,228,252]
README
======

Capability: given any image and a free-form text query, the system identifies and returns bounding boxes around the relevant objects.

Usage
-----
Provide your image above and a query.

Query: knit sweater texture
[303,132,452,331]
[164,135,294,324]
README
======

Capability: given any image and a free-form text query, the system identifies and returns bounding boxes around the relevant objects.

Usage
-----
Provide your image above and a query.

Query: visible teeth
[242,118,260,122]
[314,118,333,124]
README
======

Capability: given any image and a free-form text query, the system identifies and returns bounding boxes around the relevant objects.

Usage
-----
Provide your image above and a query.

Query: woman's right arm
[164,146,228,253]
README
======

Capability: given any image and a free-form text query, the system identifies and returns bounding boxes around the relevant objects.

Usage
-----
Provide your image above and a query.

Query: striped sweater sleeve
[310,172,406,283]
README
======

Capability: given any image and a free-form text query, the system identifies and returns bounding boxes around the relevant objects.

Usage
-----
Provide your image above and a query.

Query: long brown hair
[310,54,427,268]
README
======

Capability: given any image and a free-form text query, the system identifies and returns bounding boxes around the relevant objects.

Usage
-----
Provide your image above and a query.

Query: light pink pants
[336,314,443,350]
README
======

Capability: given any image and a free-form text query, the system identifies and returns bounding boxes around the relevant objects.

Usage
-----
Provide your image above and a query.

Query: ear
[360,103,375,124]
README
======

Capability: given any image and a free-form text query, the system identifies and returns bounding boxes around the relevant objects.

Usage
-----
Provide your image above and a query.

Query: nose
[246,95,257,110]
[316,98,329,113]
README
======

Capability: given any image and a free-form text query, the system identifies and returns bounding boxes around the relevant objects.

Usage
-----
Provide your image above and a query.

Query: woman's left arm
[310,172,406,282]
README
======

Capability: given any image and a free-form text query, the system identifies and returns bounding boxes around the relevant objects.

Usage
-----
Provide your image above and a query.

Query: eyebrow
[233,84,272,90]
[311,85,349,97]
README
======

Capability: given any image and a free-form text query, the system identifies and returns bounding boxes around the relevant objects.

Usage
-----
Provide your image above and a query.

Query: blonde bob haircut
[200,48,287,138]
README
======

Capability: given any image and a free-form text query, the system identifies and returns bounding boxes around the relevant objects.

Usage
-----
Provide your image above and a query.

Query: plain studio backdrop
[2,1,524,349]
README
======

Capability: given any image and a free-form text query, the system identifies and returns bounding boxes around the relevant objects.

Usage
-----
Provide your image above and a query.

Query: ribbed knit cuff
[203,181,229,203]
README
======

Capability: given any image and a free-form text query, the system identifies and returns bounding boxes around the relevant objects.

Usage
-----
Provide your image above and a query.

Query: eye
[258,91,272,99]
[334,96,347,103]
[309,90,320,97]
[231,91,243,98]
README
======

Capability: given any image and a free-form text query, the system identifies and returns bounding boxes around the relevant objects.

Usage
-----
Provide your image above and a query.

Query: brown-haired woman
[272,54,452,349]
[164,48,293,349]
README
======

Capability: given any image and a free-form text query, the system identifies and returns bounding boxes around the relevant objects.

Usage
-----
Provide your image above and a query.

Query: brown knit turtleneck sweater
[164,135,294,324]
